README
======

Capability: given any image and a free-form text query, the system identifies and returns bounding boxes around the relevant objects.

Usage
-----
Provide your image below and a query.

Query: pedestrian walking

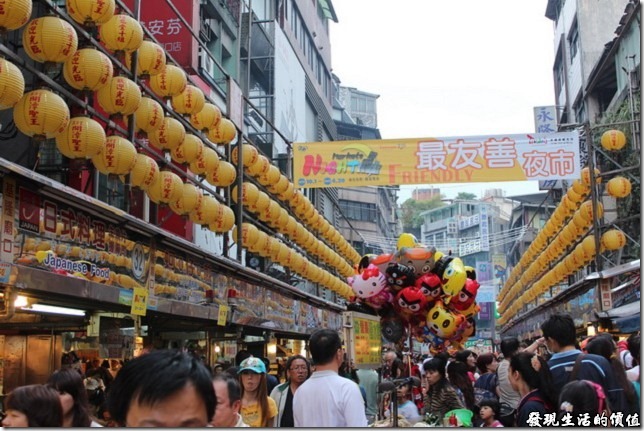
[292,328,368,427]
[508,352,556,426]
[238,356,277,427]
[270,355,311,427]
[356,367,379,424]
[47,367,101,427]
[211,374,249,427]
[2,384,63,427]
[541,313,624,411]
[585,333,639,416]
[106,349,216,427]
[422,357,465,420]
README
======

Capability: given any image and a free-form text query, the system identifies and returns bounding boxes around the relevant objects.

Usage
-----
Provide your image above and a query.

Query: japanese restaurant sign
[293,131,580,188]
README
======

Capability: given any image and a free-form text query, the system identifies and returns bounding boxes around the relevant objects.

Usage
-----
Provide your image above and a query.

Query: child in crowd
[479,399,503,427]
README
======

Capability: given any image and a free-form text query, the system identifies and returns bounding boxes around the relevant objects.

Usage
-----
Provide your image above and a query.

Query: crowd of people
[0,314,640,427]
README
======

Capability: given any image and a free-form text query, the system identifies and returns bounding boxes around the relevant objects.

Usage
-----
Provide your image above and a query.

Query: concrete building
[333,79,401,256]
[502,1,640,339]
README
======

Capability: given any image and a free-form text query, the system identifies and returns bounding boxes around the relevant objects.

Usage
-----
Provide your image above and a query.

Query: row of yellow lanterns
[231,223,353,299]
[232,143,361,266]
[231,180,355,279]
[498,130,632,325]
[1,0,360,288]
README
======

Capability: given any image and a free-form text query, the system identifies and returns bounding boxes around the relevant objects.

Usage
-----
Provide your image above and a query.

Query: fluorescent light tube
[26,304,86,316]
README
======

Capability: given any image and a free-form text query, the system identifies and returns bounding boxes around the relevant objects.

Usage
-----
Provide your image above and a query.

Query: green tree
[456,192,477,200]
[400,196,445,232]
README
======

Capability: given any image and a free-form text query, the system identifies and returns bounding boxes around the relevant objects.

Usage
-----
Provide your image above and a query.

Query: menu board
[352,313,381,366]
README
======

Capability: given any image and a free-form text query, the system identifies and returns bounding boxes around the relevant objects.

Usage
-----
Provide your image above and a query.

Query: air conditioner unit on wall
[199,48,216,80]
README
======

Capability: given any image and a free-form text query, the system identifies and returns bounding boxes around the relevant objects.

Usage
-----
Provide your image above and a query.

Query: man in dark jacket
[541,313,626,412]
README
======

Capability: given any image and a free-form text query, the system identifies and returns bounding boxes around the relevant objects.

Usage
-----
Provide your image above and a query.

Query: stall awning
[597,300,641,333]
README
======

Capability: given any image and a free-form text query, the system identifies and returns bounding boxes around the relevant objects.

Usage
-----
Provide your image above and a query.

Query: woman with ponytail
[508,352,556,426]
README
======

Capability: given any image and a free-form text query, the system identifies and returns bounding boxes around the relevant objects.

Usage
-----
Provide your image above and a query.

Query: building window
[568,20,579,64]
[339,200,377,221]
[554,58,565,96]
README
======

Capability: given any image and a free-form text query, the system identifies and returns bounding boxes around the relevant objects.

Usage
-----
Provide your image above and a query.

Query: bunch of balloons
[347,233,480,353]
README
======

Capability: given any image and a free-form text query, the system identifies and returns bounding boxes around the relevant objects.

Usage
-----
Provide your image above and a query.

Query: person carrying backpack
[541,313,626,412]
[474,353,499,401]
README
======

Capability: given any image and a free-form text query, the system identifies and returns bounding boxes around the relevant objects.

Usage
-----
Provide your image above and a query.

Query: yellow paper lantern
[572,211,590,229]
[99,14,143,52]
[581,236,597,258]
[0,0,32,31]
[232,223,259,248]
[127,153,159,191]
[148,116,186,151]
[601,229,626,251]
[206,161,236,187]
[249,231,270,254]
[571,179,589,196]
[208,117,236,145]
[606,176,632,198]
[169,183,203,215]
[209,205,235,233]
[55,116,105,159]
[147,171,183,204]
[63,48,113,91]
[231,143,260,167]
[189,195,220,225]
[231,182,260,207]
[579,201,604,222]
[149,64,187,98]
[267,174,290,194]
[190,103,221,132]
[133,97,164,134]
[566,188,583,204]
[128,40,166,77]
[170,134,203,165]
[96,76,141,117]
[278,182,295,201]
[23,17,78,63]
[246,154,270,177]
[14,89,70,139]
[600,129,626,151]
[0,59,25,110]
[67,0,115,26]
[258,200,280,223]
[249,191,270,214]
[91,135,136,175]
[189,147,220,175]
[172,85,205,115]
[258,164,281,186]
[581,167,601,186]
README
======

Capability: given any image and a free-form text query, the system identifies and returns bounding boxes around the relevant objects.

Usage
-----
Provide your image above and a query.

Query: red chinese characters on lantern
[104,139,116,168]
[28,92,42,126]
[26,21,42,55]
[114,78,125,107]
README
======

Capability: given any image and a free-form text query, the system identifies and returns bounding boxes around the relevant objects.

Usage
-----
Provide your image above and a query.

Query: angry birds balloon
[432,255,467,303]
[449,278,479,315]
[395,286,428,316]
[386,263,417,292]
[426,300,465,339]
[348,264,391,310]
[415,272,443,304]
[395,246,438,275]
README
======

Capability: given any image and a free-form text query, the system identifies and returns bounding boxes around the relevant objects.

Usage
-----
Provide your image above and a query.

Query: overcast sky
[329,0,556,201]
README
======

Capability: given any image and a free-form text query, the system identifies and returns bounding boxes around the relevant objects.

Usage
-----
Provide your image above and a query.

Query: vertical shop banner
[492,254,507,281]
[131,286,149,316]
[217,305,228,326]
[1,179,15,262]
[293,131,580,188]
[124,0,199,73]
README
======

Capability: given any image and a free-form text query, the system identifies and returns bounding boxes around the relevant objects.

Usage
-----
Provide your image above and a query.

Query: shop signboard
[123,0,200,73]
[352,314,381,366]
[293,131,581,188]
[131,286,148,316]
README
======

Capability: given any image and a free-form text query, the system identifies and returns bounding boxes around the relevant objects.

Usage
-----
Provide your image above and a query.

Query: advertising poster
[293,132,580,188]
